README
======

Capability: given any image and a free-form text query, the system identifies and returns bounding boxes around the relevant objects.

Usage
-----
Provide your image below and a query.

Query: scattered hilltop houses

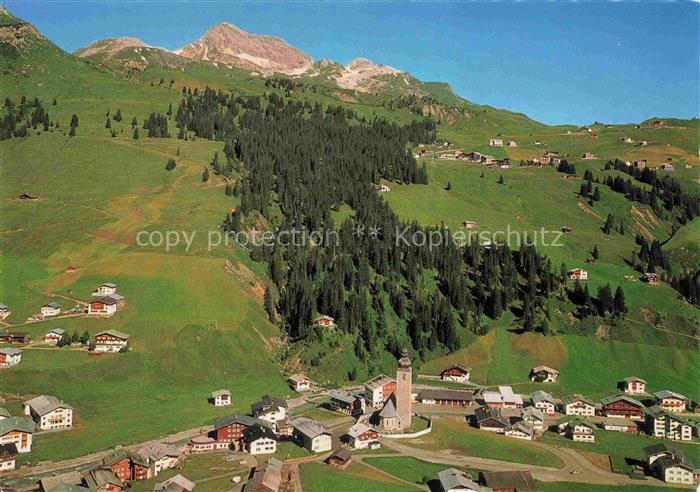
[155,474,195,492]
[346,422,379,449]
[244,457,283,492]
[287,374,310,392]
[520,406,544,431]
[482,386,523,409]
[211,389,232,407]
[489,139,503,146]
[440,363,472,383]
[291,417,332,453]
[137,442,183,475]
[0,304,10,320]
[313,315,335,328]
[94,282,118,296]
[531,390,556,416]
[561,419,596,442]
[645,444,696,485]
[23,395,73,430]
[562,394,596,416]
[474,406,509,434]
[329,389,365,417]
[539,151,562,165]
[637,139,649,147]
[654,390,688,413]
[252,395,288,434]
[437,468,481,492]
[419,388,475,407]
[0,348,23,368]
[43,328,66,345]
[529,365,559,383]
[567,268,588,280]
[642,272,660,285]
[41,302,61,317]
[621,376,647,395]
[0,333,29,344]
[601,395,646,421]
[93,329,130,353]
[87,294,125,317]
[646,406,693,441]
[0,417,35,453]
[243,424,277,455]
[581,152,597,160]
[364,374,397,408]
[0,443,17,474]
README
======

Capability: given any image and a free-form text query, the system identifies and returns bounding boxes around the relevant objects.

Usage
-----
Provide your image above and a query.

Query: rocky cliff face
[175,23,313,76]
[334,58,403,92]
[74,37,150,59]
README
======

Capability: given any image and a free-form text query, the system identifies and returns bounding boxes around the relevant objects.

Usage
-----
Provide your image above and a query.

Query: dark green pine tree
[70,114,79,128]
[592,244,599,260]
[603,213,615,234]
[497,174,505,185]
[114,109,122,122]
[264,287,275,322]
[69,125,76,138]
[592,186,601,201]
[445,181,452,191]
[132,127,140,140]
[202,167,210,182]
[597,284,614,316]
[105,117,111,129]
[131,116,138,128]
[613,286,627,316]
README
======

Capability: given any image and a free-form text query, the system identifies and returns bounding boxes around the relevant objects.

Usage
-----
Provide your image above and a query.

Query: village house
[438,151,459,160]
[243,424,277,455]
[474,406,510,434]
[654,390,688,413]
[244,457,283,492]
[137,442,183,476]
[621,376,647,395]
[645,445,696,485]
[561,226,572,233]
[346,422,379,449]
[562,394,596,416]
[529,365,559,383]
[562,419,596,442]
[482,386,523,409]
[87,294,125,317]
[579,126,594,133]
[480,471,537,492]
[23,395,73,430]
[461,221,479,230]
[94,329,130,352]
[364,374,397,408]
[507,140,518,147]
[659,163,675,171]
[213,414,270,450]
[567,268,588,280]
[0,408,9,420]
[155,474,195,492]
[287,374,310,392]
[530,390,556,416]
[634,160,647,169]
[378,184,391,193]
[326,448,352,470]
[313,315,335,328]
[440,364,472,383]
[637,140,649,147]
[43,328,66,345]
[0,304,10,320]
[533,140,543,146]
[291,417,332,453]
[94,283,118,296]
[601,395,646,421]
[489,139,503,146]
[642,272,660,285]
[0,333,29,344]
[419,388,475,407]
[520,406,544,431]
[0,443,17,474]
[101,451,152,482]
[581,152,597,160]
[189,435,229,453]
[646,406,693,441]
[84,468,125,491]
[211,389,232,407]
[41,302,61,317]
[329,389,365,416]
[0,417,34,453]
[0,348,23,368]
[437,468,480,492]
[601,418,638,433]
[505,422,535,441]
[645,443,681,466]
[464,151,484,163]
[252,395,288,433]
[620,137,634,143]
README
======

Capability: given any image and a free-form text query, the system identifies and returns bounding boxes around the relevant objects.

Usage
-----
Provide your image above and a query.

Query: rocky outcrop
[74,37,150,59]
[334,58,402,92]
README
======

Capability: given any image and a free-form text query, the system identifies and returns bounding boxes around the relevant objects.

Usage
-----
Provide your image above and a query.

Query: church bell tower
[396,348,412,429]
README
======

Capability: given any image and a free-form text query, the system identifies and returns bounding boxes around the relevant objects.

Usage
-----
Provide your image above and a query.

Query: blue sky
[7,2,698,125]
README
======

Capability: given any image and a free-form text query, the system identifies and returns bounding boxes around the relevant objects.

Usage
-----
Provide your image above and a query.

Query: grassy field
[300,462,419,492]
[364,456,478,486]
[402,418,562,468]
[536,483,668,492]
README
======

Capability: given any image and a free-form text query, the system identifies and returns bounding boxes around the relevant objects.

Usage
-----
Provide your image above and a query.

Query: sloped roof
[437,468,480,492]
[99,282,117,288]
[138,442,183,462]
[0,417,35,436]
[622,376,647,384]
[244,424,277,443]
[653,390,687,401]
[365,374,395,390]
[531,390,555,405]
[347,422,373,438]
[420,388,474,402]
[25,395,73,416]
[46,328,66,336]
[442,363,472,373]
[45,302,60,309]
[330,389,357,405]
[95,329,130,339]
[155,474,195,492]
[252,394,288,415]
[531,365,559,375]
[0,348,23,356]
[291,417,329,439]
[211,389,231,398]
[246,458,284,492]
[600,395,644,408]
[213,413,267,431]
[562,394,595,406]
[378,397,399,419]
[644,442,678,458]
[85,468,122,488]
[0,408,11,418]
[521,406,544,422]
[475,406,509,427]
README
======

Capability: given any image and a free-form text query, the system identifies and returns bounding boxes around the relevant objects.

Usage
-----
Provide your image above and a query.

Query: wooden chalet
[600,395,645,421]
[440,363,472,382]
